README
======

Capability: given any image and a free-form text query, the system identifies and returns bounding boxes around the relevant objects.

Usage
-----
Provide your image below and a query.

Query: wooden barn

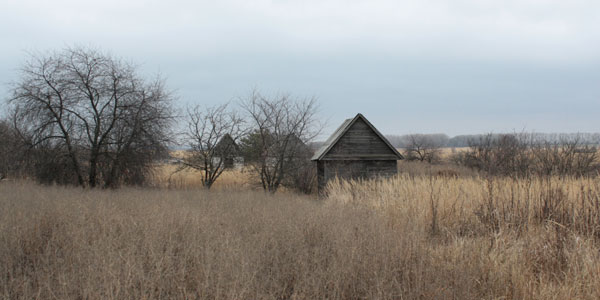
[311,113,403,193]
[214,134,242,169]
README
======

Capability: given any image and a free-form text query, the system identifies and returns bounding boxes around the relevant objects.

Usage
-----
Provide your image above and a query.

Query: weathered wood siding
[323,118,397,160]
[313,114,402,195]
[317,160,397,193]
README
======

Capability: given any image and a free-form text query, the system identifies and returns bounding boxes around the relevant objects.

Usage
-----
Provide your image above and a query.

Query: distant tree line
[387,133,600,149]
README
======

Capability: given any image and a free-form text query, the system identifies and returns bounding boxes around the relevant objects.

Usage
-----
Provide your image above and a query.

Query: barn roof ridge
[215,133,240,153]
[311,113,403,161]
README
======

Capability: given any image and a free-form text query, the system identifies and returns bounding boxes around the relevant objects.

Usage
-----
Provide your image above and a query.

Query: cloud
[1,0,599,135]
[3,0,599,62]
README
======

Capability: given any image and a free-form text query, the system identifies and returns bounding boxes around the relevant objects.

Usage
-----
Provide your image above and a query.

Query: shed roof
[215,134,240,154]
[311,113,404,161]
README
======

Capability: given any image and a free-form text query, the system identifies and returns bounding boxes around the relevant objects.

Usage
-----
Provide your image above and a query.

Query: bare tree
[240,90,321,193]
[8,46,174,187]
[180,103,245,189]
[403,134,446,163]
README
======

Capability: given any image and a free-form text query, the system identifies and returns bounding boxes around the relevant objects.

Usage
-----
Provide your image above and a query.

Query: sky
[1,0,599,137]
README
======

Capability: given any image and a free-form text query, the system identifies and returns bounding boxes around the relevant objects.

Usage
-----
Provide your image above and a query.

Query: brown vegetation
[2,173,600,299]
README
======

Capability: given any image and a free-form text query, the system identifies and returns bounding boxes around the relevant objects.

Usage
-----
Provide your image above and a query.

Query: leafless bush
[456,133,532,177]
[285,152,317,194]
[402,133,447,163]
[0,117,32,180]
[0,119,17,180]
[454,132,599,177]
[532,135,599,177]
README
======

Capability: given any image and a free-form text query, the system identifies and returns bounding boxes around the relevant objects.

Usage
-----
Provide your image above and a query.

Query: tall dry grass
[1,174,600,299]
[327,174,600,299]
[327,175,600,236]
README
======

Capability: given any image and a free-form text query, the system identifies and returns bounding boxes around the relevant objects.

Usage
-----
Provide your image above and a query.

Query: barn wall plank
[318,160,397,194]
[324,118,397,159]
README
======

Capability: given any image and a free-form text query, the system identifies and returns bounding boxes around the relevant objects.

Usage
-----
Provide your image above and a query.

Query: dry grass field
[2,170,600,299]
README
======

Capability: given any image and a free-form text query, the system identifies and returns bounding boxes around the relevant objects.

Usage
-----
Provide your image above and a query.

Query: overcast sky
[1,0,599,137]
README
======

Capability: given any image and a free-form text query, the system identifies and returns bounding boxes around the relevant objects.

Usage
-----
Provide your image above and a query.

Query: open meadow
[2,2,600,298]
[2,167,600,299]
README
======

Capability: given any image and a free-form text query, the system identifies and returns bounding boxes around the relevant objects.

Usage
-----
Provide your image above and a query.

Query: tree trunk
[89,154,98,187]
[65,143,85,186]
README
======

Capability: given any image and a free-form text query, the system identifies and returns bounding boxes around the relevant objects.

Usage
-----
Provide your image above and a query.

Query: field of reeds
[1,170,600,299]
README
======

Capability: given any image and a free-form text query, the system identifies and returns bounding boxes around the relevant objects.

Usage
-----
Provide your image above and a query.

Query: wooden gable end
[322,117,399,160]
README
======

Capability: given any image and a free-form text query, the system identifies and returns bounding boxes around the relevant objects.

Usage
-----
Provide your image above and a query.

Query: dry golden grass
[154,151,256,190]
[150,150,256,189]
[152,164,254,190]
[152,163,299,193]
[326,174,600,299]
[1,173,600,299]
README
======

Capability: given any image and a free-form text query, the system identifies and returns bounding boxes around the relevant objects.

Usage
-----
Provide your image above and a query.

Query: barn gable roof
[215,134,240,155]
[311,113,403,161]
